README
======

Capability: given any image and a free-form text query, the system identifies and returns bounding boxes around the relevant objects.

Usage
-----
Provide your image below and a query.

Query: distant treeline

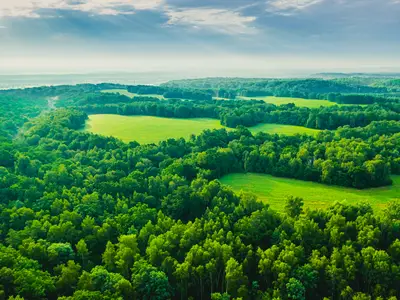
[79,93,400,130]
[162,78,400,103]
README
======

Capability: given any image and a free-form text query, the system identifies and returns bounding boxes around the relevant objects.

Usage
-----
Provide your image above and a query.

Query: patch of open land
[220,173,400,212]
[84,114,321,144]
[238,96,338,108]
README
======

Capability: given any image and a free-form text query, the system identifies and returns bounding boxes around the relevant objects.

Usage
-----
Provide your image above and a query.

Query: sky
[0,0,399,75]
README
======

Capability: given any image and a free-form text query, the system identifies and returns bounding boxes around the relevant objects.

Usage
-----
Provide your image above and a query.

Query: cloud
[165,7,257,34]
[0,0,163,17]
[267,0,324,14]
[0,26,6,29]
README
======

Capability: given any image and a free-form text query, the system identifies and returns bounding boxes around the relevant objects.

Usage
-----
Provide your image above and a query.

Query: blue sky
[0,0,399,75]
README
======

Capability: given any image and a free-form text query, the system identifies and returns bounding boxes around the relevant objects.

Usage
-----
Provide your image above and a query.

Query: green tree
[285,197,304,218]
[131,260,172,300]
[76,239,89,268]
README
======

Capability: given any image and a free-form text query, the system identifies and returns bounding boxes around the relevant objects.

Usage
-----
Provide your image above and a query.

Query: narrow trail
[47,96,59,110]
[14,95,59,140]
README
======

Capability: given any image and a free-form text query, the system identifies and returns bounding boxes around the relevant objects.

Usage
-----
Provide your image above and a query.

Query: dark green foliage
[163,78,391,99]
[0,82,399,299]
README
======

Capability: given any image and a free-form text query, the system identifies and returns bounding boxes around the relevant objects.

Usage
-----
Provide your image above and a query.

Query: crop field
[220,173,400,212]
[84,115,225,144]
[84,115,321,144]
[238,96,337,108]
[101,89,165,99]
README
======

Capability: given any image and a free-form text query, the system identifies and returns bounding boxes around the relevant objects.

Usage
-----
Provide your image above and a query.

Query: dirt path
[47,96,59,110]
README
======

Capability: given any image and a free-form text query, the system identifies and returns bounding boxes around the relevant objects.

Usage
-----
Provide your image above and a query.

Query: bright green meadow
[84,115,225,144]
[220,173,400,212]
[84,115,321,144]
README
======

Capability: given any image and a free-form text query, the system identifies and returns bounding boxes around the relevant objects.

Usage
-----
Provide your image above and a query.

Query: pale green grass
[101,89,165,100]
[238,96,337,108]
[84,115,224,144]
[250,123,321,136]
[84,115,322,144]
[220,173,400,212]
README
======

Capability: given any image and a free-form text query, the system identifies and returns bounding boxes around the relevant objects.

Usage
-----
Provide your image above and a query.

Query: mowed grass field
[220,173,400,212]
[101,89,165,100]
[238,96,337,108]
[84,115,321,144]
[85,115,225,144]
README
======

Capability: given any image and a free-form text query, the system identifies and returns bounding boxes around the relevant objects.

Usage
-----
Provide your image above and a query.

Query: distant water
[0,72,184,89]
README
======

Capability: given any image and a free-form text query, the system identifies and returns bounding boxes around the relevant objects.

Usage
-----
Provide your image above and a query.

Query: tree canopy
[0,81,399,299]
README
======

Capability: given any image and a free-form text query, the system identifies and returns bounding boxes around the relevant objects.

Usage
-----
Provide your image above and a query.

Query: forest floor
[220,173,400,212]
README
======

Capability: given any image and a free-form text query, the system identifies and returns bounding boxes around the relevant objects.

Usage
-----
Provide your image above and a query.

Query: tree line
[162,78,400,104]
[77,93,400,130]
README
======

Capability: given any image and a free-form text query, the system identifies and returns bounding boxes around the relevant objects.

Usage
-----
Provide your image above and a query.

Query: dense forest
[0,81,399,299]
[163,78,400,103]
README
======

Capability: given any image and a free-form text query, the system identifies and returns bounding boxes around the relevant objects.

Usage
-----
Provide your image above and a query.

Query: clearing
[84,115,224,144]
[238,96,337,108]
[84,115,322,144]
[220,173,400,212]
[250,123,320,136]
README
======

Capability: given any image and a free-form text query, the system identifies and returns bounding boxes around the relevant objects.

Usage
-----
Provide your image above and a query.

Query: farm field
[220,173,400,212]
[238,96,337,108]
[101,89,165,99]
[84,115,322,144]
[84,115,225,144]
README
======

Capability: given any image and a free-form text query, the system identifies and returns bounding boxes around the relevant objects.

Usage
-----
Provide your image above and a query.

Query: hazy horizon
[1,0,400,75]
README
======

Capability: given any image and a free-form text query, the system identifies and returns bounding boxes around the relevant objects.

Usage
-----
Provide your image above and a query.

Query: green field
[84,115,321,144]
[101,89,165,100]
[249,123,320,136]
[84,115,225,144]
[220,173,400,211]
[238,96,337,108]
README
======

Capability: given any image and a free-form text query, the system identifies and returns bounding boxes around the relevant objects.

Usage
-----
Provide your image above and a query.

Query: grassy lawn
[101,89,165,100]
[84,115,225,144]
[238,96,337,108]
[220,173,400,212]
[84,115,322,144]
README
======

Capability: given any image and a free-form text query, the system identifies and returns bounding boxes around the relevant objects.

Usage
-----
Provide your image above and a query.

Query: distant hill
[313,72,400,79]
